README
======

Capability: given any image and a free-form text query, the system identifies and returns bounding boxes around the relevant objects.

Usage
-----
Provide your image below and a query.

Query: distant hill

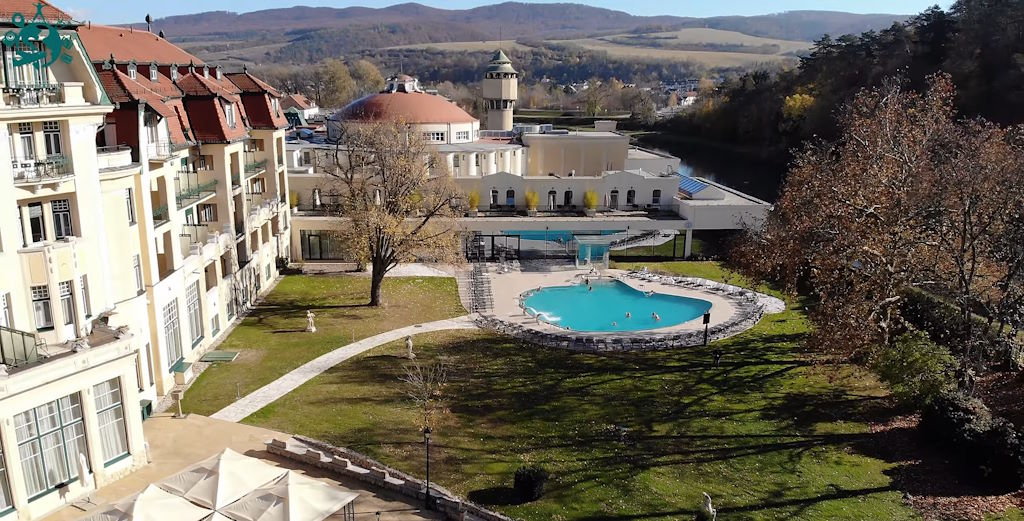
[143,3,909,44]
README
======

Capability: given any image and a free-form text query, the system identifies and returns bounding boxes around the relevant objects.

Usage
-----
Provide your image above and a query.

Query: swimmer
[583,277,589,285]
[588,286,594,292]
[611,321,617,327]
[645,291,654,297]
[652,312,661,321]
[625,312,631,319]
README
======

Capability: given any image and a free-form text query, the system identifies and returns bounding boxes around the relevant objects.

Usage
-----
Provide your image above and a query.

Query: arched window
[609,189,619,208]
[149,63,158,81]
[490,189,499,206]
[626,189,636,205]
[505,189,515,207]
[547,190,557,210]
[563,190,573,207]
[127,62,137,80]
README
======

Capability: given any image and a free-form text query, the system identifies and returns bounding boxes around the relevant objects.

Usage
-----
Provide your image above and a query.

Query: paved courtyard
[40,414,442,521]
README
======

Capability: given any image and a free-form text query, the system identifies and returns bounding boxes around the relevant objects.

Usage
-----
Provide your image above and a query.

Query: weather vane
[2,2,74,69]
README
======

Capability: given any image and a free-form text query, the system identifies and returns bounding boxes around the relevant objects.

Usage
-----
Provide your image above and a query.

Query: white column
[445,153,454,176]
[684,228,693,258]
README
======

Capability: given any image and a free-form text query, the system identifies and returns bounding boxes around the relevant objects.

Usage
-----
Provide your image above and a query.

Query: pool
[502,230,623,242]
[522,279,712,332]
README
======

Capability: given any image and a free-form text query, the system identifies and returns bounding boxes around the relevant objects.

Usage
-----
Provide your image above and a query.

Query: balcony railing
[153,204,170,225]
[231,172,241,188]
[2,81,62,108]
[147,140,172,159]
[0,325,40,368]
[244,159,268,177]
[181,223,212,246]
[175,172,218,209]
[12,154,72,184]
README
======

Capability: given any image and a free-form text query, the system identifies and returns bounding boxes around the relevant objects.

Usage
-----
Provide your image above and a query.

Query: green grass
[243,262,919,520]
[181,275,465,416]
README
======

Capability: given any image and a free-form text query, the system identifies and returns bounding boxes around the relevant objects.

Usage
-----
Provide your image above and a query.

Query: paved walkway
[211,316,478,422]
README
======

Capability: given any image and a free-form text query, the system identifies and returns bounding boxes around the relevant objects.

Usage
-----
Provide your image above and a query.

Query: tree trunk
[369,264,385,307]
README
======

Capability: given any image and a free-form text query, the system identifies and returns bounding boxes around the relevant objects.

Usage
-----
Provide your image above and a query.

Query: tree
[320,59,357,108]
[349,59,385,96]
[400,360,449,430]
[322,118,463,306]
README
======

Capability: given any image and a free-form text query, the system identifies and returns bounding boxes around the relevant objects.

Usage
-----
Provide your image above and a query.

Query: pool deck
[489,268,738,335]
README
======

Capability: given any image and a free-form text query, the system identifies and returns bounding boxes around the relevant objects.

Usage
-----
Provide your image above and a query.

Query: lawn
[243,262,919,520]
[181,275,466,416]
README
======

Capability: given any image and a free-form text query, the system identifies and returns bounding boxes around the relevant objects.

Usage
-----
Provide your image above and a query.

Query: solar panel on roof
[678,176,708,196]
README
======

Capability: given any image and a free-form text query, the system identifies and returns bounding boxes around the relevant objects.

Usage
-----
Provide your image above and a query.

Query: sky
[61,0,950,25]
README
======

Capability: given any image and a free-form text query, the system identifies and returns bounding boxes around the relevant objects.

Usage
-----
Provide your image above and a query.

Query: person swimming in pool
[588,285,594,292]
[652,312,661,321]
[611,321,617,327]
[625,312,631,319]
[645,290,654,297]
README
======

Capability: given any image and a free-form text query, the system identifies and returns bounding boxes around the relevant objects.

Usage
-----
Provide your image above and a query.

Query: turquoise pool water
[522,280,712,332]
[502,230,624,242]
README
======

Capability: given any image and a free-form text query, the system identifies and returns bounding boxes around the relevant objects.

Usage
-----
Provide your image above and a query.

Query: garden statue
[406,335,415,359]
[305,310,316,333]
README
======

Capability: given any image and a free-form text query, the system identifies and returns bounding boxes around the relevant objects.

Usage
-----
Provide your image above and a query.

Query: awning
[157,448,288,510]
[86,485,213,521]
[218,471,359,521]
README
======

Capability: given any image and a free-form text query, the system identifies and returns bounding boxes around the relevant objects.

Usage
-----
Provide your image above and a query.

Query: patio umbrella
[218,471,358,521]
[85,485,213,521]
[158,448,287,510]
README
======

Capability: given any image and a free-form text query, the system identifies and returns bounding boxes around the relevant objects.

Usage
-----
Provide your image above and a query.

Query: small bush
[920,392,1024,490]
[513,465,549,502]
[467,191,480,210]
[583,190,599,210]
[524,191,539,210]
[871,332,955,407]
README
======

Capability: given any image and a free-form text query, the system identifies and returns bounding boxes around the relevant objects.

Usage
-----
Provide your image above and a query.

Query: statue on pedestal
[305,310,317,333]
[406,335,415,359]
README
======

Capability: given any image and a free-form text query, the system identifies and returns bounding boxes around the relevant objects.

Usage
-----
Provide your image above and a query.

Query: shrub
[871,332,955,407]
[513,465,549,502]
[920,392,1024,490]
[467,191,480,210]
[583,190,599,210]
[524,190,539,210]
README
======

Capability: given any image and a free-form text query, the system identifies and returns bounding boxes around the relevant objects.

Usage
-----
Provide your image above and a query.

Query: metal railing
[147,140,172,159]
[244,159,268,177]
[2,81,62,107]
[96,145,131,154]
[12,154,72,183]
[175,172,218,208]
[181,223,211,245]
[1,325,40,368]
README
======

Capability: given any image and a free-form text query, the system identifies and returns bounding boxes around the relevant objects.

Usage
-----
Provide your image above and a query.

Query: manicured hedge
[920,392,1024,490]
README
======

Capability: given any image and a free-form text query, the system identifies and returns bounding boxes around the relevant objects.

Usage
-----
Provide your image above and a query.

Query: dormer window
[127,63,137,80]
[170,67,179,81]
[149,64,158,82]
[271,97,280,116]
[203,66,209,79]
[224,102,236,128]
[216,67,222,80]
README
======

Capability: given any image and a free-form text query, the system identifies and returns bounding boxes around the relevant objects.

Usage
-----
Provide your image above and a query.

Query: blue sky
[62,1,950,25]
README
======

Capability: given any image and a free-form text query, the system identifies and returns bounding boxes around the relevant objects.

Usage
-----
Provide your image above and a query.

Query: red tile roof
[95,68,192,145]
[281,93,313,111]
[184,97,247,143]
[0,1,73,25]
[337,91,477,124]
[78,24,201,65]
[225,71,281,98]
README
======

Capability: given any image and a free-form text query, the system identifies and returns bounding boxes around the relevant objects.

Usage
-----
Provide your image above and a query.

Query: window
[505,189,515,206]
[4,41,47,87]
[455,130,470,141]
[163,300,182,369]
[199,203,215,223]
[0,443,11,512]
[0,292,10,328]
[474,154,481,167]
[210,314,221,336]
[271,97,280,116]
[626,189,636,205]
[564,190,573,207]
[43,121,61,157]
[652,189,662,205]
[423,132,445,142]
[170,67,179,81]
[80,276,91,318]
[28,202,45,243]
[149,65,158,82]
[186,281,203,346]
[127,63,137,80]
[224,103,236,128]
[31,285,52,329]
[94,379,129,464]
[15,393,88,498]
[59,281,74,326]
[52,199,72,239]
[203,66,209,79]
[125,188,136,224]
[265,263,272,282]
[18,122,35,161]
[226,296,235,320]
[132,255,143,293]
[251,178,265,194]
[490,189,498,206]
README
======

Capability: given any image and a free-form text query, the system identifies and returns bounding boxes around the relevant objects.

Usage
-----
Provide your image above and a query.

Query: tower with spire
[482,49,518,131]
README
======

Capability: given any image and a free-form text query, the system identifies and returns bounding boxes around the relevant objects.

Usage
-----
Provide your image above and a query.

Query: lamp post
[703,311,711,346]
[423,426,432,510]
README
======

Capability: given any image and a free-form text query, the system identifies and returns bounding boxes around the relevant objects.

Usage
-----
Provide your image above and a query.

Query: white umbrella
[218,471,358,521]
[158,448,287,510]
[85,485,213,521]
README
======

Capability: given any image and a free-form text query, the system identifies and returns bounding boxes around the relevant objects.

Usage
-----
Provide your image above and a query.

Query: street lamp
[423,426,432,510]
[703,311,711,346]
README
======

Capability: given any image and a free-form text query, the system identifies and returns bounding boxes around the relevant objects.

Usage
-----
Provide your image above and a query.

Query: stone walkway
[210,316,478,422]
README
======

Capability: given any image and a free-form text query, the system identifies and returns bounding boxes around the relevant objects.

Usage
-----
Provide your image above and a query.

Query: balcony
[153,204,170,227]
[244,158,268,178]
[175,172,218,210]
[180,223,215,254]
[0,325,40,368]
[12,154,73,184]
[146,140,176,160]
[231,171,241,189]
[1,81,62,108]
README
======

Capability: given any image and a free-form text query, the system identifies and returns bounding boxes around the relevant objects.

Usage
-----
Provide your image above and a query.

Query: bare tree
[322,118,463,306]
[400,360,449,430]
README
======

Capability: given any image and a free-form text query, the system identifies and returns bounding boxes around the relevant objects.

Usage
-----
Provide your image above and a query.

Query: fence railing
[12,154,72,183]
[0,325,40,368]
[175,172,218,208]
